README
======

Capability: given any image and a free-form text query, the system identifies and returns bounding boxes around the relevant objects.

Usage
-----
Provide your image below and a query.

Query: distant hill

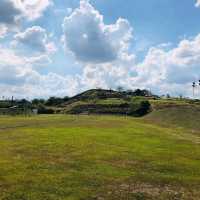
[0,89,154,116]
[62,89,124,106]
[59,89,153,116]
[4,89,200,120]
[62,89,154,106]
[35,89,200,118]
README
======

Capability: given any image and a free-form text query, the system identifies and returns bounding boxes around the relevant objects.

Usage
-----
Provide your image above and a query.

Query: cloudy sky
[0,0,200,99]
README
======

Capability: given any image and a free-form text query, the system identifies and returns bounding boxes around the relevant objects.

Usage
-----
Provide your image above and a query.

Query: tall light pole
[192,82,196,98]
[199,80,200,99]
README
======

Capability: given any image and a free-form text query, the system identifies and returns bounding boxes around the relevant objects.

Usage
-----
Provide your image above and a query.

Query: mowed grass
[0,115,200,200]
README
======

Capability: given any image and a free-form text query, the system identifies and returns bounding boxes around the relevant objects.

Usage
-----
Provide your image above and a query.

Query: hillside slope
[59,89,152,116]
[62,89,124,106]
[144,102,200,133]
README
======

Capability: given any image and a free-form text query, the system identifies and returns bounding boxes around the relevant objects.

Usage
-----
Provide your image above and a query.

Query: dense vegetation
[2,88,200,118]
[0,89,154,116]
[1,88,200,118]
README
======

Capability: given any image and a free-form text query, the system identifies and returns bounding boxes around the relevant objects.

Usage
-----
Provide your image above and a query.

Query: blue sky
[0,0,200,98]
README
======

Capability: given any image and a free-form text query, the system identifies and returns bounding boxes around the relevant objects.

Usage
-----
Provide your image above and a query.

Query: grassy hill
[52,89,152,117]
[144,101,200,134]
[63,89,125,104]
[57,90,200,122]
[0,114,200,199]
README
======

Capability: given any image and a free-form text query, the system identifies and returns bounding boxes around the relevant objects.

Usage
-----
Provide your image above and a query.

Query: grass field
[0,114,200,200]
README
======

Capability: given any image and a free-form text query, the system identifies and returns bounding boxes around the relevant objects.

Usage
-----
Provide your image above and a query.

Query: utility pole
[11,96,14,106]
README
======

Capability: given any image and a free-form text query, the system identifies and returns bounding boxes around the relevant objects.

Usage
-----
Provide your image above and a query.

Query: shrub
[38,106,54,114]
[128,97,151,116]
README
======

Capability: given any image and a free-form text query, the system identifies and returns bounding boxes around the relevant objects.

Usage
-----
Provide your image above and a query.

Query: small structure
[32,109,38,115]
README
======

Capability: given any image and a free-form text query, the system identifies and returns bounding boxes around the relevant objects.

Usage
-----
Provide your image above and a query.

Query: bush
[38,106,54,114]
[128,97,151,116]
[0,101,12,108]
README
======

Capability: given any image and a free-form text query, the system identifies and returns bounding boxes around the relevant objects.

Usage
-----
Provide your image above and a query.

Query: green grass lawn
[0,114,200,200]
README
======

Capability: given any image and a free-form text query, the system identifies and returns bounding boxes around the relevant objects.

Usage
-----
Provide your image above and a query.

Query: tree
[133,89,147,96]
[117,86,124,92]
[126,89,134,94]
[63,96,70,102]
[128,97,151,116]
[45,97,64,106]
[32,99,45,106]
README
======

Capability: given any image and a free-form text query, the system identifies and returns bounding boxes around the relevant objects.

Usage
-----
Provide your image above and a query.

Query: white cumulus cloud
[0,46,79,98]
[63,0,133,64]
[0,0,52,36]
[14,26,56,54]
[74,34,200,97]
[133,34,200,96]
[15,0,52,21]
